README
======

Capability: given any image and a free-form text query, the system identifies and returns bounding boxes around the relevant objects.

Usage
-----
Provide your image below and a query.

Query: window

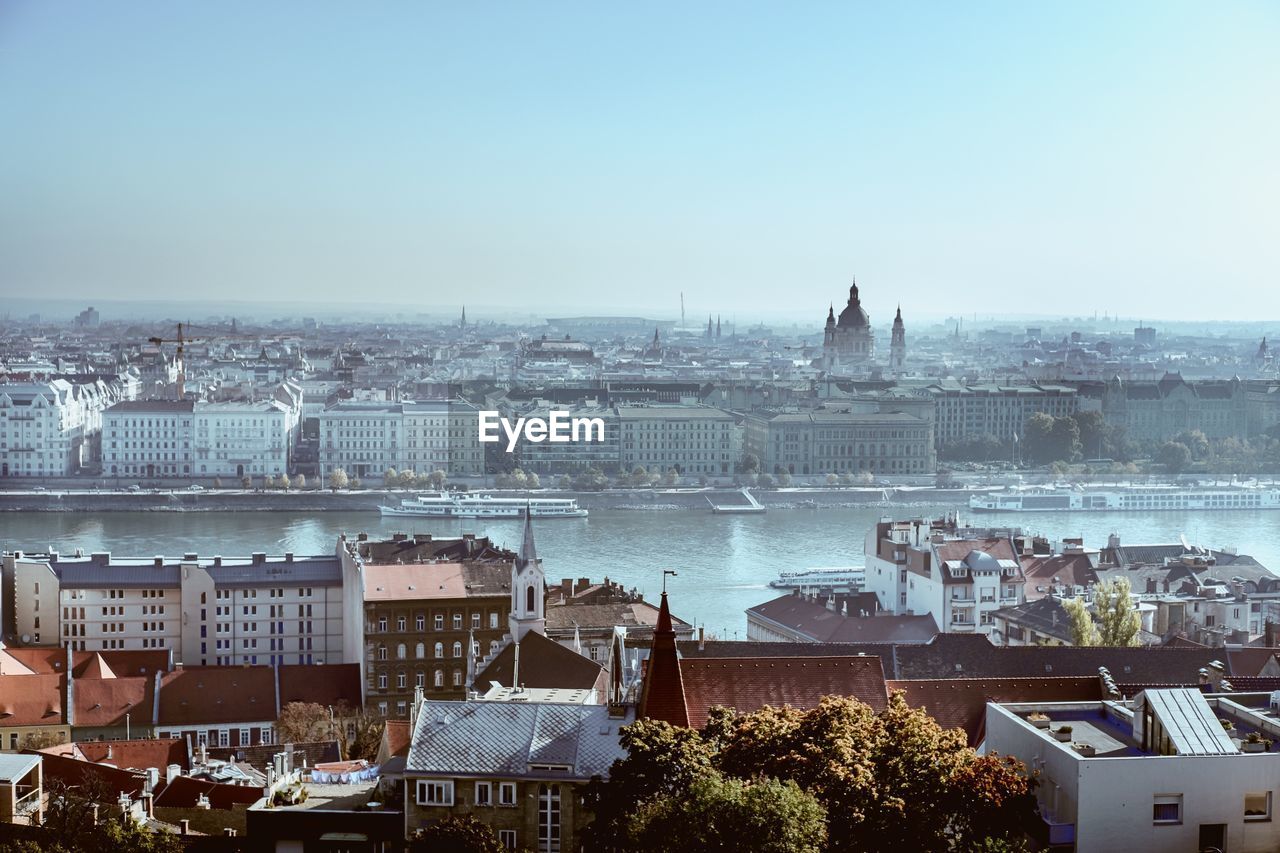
[397,643,407,660]
[416,780,454,806]
[434,614,444,630]
[490,612,499,629]
[416,615,425,631]
[377,673,388,689]
[416,642,425,659]
[498,830,517,851]
[538,783,561,852]
[1246,791,1272,821]
[1153,794,1183,824]
[397,672,407,688]
[397,616,406,632]
[452,641,462,658]
[472,612,481,629]
[475,781,492,806]
[499,782,517,806]
[453,613,462,630]
[435,642,444,659]
[453,670,463,687]
[434,669,444,687]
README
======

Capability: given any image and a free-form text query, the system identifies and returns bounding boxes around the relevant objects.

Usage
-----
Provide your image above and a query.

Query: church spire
[638,590,688,726]
[509,509,545,640]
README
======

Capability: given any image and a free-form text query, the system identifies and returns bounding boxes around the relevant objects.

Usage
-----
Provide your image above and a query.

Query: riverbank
[0,486,980,512]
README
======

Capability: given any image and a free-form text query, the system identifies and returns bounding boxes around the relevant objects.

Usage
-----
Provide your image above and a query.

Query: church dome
[836,280,870,329]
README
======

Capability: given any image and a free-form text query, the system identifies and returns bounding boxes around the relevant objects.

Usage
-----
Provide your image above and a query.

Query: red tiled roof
[0,673,64,726]
[680,656,889,729]
[158,667,277,726]
[888,677,1102,746]
[74,674,154,728]
[73,738,188,772]
[382,720,412,759]
[278,664,362,711]
[71,650,171,678]
[748,594,938,643]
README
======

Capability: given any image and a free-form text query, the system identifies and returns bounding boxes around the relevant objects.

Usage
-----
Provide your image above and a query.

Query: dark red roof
[638,592,688,727]
[382,720,412,759]
[153,774,263,810]
[278,664,362,711]
[680,656,888,729]
[888,677,1103,746]
[748,594,938,643]
[158,666,277,726]
[477,631,605,692]
[73,738,188,772]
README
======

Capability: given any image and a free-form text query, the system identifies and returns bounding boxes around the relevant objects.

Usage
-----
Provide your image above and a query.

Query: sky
[1,2,1277,323]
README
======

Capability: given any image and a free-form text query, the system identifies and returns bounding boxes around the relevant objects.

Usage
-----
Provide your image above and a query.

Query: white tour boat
[380,492,588,518]
[969,484,1280,513]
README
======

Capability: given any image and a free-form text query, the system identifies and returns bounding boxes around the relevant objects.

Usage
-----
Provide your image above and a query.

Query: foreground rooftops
[406,699,631,779]
[6,550,340,588]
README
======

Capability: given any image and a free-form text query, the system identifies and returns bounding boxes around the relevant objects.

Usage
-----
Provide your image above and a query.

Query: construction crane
[147,322,197,399]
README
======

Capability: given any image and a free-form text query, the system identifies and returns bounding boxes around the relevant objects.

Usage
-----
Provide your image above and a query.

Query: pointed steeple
[573,625,583,656]
[465,628,477,693]
[638,591,688,726]
[510,509,545,640]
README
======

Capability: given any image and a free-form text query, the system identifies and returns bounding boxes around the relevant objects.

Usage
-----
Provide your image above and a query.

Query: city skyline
[1,2,1278,319]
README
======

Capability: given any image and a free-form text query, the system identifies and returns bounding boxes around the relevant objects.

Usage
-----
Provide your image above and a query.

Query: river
[5,507,1280,637]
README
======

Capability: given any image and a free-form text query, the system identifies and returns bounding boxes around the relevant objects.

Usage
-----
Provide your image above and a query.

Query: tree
[350,476,362,490]
[739,452,760,474]
[384,467,399,486]
[292,473,306,490]
[826,473,840,486]
[587,696,1036,853]
[663,467,680,487]
[527,471,542,489]
[629,465,649,488]
[278,473,291,491]
[277,702,333,744]
[622,775,827,853]
[935,467,958,489]
[776,470,792,487]
[397,469,417,489]
[574,466,609,491]
[1174,430,1210,460]
[348,713,385,763]
[1023,413,1081,465]
[429,469,448,489]
[241,475,253,489]
[1093,577,1141,647]
[409,816,506,853]
[1062,578,1140,647]
[1158,441,1192,476]
[328,468,349,490]
[557,474,572,490]
[757,473,774,488]
[1062,596,1099,646]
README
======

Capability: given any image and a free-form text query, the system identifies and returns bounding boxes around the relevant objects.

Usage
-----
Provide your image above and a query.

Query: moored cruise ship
[969,485,1280,513]
[380,491,588,518]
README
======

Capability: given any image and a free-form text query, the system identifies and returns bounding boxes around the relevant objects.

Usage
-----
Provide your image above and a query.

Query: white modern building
[987,689,1280,852]
[865,516,1025,635]
[2,549,344,667]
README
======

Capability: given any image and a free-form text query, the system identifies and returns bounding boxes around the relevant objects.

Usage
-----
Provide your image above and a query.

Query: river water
[5,508,1280,637]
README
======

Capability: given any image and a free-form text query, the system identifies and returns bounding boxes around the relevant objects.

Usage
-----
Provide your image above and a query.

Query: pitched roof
[223,740,340,772]
[477,631,604,693]
[278,664,362,710]
[74,674,154,728]
[70,738,188,772]
[747,594,939,643]
[382,720,412,759]
[158,667,277,726]
[888,677,1103,746]
[362,561,511,601]
[153,774,264,810]
[405,700,630,780]
[680,656,888,729]
[989,597,1075,644]
[0,673,64,726]
[638,592,688,726]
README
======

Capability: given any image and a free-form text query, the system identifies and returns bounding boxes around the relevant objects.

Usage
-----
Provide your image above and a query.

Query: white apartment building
[0,375,137,477]
[318,400,484,480]
[2,550,343,667]
[987,689,1280,853]
[101,400,196,478]
[193,394,302,479]
[865,516,1025,635]
[616,405,737,476]
[923,382,1079,449]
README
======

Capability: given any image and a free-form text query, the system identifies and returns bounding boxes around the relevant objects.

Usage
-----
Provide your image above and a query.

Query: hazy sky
[1,2,1277,322]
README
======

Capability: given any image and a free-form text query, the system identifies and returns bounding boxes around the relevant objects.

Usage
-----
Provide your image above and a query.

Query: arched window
[434,642,444,659]
[434,669,443,687]
[526,585,536,614]
[452,641,462,658]
[396,643,406,660]
[415,642,425,659]
[453,670,463,687]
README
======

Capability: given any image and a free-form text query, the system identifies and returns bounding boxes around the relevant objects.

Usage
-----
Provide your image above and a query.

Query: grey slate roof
[56,561,182,589]
[206,557,341,588]
[405,700,630,780]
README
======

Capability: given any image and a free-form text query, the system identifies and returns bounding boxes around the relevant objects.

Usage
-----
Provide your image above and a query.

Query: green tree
[739,452,760,474]
[1093,577,1141,647]
[1157,441,1192,476]
[397,469,417,489]
[409,815,506,853]
[1062,596,1099,646]
[1024,413,1081,464]
[622,775,827,853]
[429,469,448,489]
[1174,430,1210,460]
[757,472,774,488]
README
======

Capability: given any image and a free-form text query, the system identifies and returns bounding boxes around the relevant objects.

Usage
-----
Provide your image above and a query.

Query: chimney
[1266,620,1278,648]
[154,556,164,567]
[252,552,266,564]
[698,626,705,651]
[141,794,153,820]
[285,552,294,563]
[213,556,222,566]
[179,820,189,836]
[357,532,368,541]
[1108,533,1121,550]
